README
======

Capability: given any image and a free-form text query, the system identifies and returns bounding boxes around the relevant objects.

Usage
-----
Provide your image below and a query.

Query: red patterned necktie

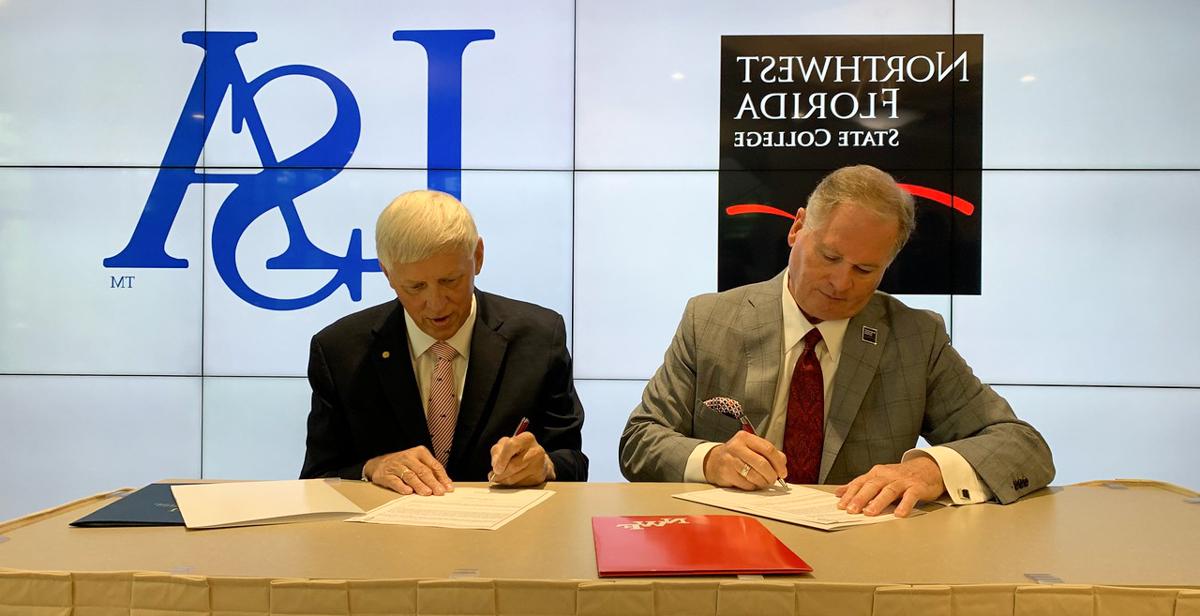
[784,327,824,484]
[426,341,459,466]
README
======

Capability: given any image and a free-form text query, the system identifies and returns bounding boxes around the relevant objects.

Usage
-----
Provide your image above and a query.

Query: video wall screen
[1,0,1198,518]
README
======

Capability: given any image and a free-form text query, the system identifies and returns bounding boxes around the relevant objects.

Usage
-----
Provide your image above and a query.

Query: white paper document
[673,485,901,531]
[348,487,553,530]
[171,479,363,529]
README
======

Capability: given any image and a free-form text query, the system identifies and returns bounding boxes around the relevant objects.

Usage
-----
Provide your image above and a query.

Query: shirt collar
[781,271,849,360]
[403,294,478,360]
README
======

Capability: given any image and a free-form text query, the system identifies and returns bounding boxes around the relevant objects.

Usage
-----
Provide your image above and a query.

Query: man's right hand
[363,446,454,496]
[702,430,787,490]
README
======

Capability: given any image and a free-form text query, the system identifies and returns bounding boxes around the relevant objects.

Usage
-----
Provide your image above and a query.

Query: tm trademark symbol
[110,275,135,289]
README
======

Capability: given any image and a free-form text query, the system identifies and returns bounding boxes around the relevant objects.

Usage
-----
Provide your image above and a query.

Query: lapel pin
[381,351,391,359]
[861,326,878,345]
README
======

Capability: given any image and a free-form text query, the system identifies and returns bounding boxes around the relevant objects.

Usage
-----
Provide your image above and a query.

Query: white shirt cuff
[903,445,993,505]
[684,442,722,483]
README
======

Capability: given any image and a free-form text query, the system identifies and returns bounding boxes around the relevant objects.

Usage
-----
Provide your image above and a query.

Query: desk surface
[0,481,1197,587]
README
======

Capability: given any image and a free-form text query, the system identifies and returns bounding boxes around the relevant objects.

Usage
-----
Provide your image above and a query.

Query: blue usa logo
[104,29,494,310]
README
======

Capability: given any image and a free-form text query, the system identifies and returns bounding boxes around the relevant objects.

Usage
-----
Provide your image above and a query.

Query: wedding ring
[398,467,415,480]
[738,463,751,478]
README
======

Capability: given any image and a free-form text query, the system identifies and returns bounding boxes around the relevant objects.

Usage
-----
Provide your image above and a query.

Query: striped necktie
[426,341,459,466]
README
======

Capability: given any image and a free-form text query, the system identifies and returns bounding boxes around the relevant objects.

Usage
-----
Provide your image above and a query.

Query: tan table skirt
[2,480,1198,615]
[3,571,1200,616]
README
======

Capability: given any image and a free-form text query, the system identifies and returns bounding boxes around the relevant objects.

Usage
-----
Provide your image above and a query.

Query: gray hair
[804,165,916,256]
[375,190,480,268]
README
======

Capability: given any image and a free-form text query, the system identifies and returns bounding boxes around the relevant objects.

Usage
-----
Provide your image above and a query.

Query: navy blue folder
[69,483,185,527]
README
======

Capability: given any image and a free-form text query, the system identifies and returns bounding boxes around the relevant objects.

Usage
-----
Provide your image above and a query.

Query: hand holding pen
[702,397,790,492]
[488,416,556,486]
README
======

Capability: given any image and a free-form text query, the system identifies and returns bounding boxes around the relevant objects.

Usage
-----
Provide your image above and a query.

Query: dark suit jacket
[300,290,588,482]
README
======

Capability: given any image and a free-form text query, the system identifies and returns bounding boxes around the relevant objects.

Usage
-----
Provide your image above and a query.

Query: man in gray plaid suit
[619,165,1054,517]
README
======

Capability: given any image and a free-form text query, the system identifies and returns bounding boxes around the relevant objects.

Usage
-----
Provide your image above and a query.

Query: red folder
[591,515,812,577]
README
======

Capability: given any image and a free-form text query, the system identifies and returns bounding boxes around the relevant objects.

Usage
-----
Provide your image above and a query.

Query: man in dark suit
[620,165,1053,517]
[301,190,587,494]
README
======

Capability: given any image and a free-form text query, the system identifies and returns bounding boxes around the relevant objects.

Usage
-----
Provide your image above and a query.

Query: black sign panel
[718,35,983,294]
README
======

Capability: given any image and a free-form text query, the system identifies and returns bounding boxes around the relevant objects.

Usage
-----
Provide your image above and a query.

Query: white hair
[375,190,479,268]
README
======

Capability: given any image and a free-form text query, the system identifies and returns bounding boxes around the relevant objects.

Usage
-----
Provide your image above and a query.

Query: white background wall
[2,0,1198,521]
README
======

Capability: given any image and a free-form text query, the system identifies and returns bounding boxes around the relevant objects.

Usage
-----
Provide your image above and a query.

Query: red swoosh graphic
[725,184,976,218]
[725,204,796,219]
[895,184,976,216]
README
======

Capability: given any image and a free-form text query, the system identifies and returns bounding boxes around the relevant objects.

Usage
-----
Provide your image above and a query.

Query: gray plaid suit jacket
[619,273,1054,504]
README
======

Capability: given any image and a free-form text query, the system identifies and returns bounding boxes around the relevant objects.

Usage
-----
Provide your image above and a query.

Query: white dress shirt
[683,273,992,505]
[403,296,478,411]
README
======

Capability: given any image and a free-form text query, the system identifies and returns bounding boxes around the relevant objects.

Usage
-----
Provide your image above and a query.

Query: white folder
[171,479,363,529]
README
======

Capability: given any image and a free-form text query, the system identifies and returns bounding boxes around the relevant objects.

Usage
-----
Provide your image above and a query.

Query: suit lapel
[821,294,889,482]
[741,274,784,432]
[369,301,433,451]
[448,292,509,470]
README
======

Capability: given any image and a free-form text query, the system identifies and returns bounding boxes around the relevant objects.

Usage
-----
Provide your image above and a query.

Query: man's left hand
[489,432,555,486]
[835,455,945,518]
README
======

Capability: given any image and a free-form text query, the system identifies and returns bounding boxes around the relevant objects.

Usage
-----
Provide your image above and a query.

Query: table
[1,480,1198,615]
